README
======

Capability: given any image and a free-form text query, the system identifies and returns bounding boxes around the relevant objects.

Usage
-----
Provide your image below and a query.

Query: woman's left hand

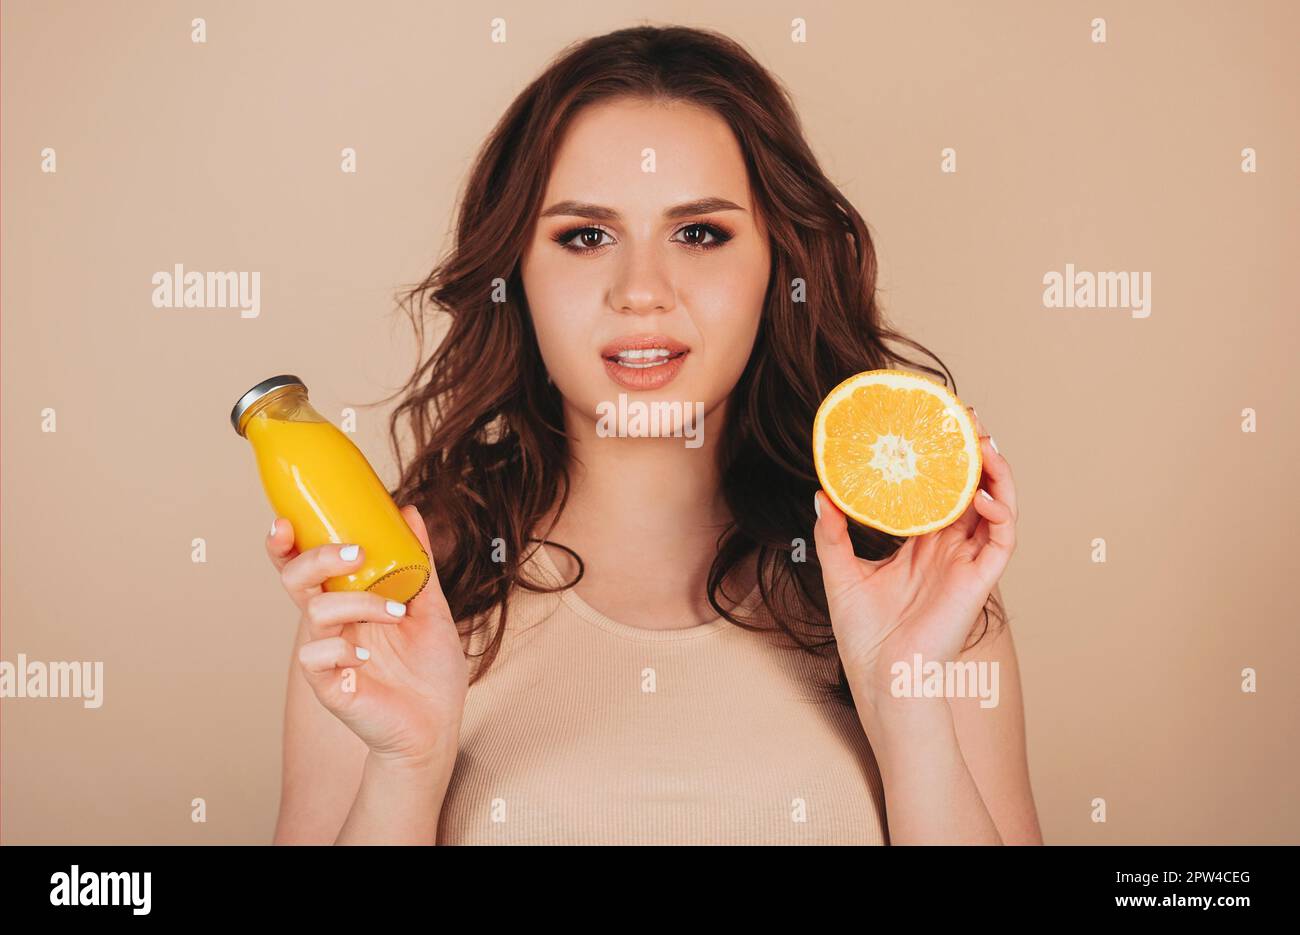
[812,407,1018,703]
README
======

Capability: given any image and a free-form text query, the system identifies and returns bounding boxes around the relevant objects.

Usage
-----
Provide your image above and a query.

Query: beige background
[3,0,1297,844]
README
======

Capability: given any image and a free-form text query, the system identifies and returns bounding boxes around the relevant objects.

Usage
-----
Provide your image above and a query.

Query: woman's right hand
[266,505,469,768]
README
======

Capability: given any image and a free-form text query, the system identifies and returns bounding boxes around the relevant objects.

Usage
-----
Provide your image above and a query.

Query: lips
[599,334,690,358]
[600,333,690,391]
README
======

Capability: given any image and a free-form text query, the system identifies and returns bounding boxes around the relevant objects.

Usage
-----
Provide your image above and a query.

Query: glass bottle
[230,375,431,603]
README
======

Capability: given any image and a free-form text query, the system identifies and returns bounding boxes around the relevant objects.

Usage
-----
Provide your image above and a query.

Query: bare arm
[335,741,458,845]
[856,690,1003,844]
[851,597,1041,845]
[272,617,368,844]
[944,612,1042,843]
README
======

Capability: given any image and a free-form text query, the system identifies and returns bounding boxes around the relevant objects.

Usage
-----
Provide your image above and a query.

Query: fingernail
[355,645,370,660]
[386,600,407,618]
[813,493,822,519]
[990,436,999,454]
[269,517,278,536]
[979,489,994,501]
[340,544,359,561]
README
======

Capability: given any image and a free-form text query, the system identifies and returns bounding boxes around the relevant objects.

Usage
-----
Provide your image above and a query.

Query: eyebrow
[538,196,746,222]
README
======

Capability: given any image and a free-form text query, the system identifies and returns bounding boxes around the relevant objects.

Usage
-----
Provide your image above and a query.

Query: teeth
[612,347,676,368]
[615,348,672,360]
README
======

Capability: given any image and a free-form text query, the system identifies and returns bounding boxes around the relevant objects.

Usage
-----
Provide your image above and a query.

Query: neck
[536,395,755,623]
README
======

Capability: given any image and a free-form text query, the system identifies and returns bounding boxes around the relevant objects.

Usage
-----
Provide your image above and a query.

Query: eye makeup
[550,221,735,255]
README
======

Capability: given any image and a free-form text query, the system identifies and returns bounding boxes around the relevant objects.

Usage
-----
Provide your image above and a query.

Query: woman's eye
[554,226,614,252]
[674,222,733,250]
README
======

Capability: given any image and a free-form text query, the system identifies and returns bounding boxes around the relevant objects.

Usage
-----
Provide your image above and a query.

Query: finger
[297,639,368,710]
[963,404,1017,523]
[298,635,370,674]
[303,590,410,641]
[949,404,985,539]
[949,493,982,540]
[971,488,1016,584]
[297,636,370,706]
[978,433,1017,522]
[397,504,454,625]
[812,491,870,603]
[266,516,301,573]
[401,503,433,557]
[280,542,366,611]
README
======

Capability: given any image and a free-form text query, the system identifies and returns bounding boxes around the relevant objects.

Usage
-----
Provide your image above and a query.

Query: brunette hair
[374,24,1007,703]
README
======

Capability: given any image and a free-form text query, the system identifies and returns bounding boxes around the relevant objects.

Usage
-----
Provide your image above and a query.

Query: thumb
[398,504,453,624]
[812,491,869,598]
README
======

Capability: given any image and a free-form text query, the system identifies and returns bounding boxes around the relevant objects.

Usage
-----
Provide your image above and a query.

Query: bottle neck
[239,385,324,435]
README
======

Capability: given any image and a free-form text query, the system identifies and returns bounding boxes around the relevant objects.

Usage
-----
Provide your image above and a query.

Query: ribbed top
[437,543,889,845]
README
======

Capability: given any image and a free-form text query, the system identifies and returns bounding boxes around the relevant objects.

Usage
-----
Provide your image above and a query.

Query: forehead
[542,97,751,210]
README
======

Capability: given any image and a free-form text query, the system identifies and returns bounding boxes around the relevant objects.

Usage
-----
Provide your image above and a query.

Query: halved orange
[813,369,982,537]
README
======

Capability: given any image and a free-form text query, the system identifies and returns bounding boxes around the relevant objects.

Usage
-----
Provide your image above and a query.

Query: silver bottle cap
[230,374,306,436]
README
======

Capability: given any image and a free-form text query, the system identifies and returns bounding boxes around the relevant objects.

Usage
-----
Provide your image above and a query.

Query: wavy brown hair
[373,24,1007,704]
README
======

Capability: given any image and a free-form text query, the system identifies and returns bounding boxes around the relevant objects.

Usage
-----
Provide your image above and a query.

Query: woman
[270,24,1041,845]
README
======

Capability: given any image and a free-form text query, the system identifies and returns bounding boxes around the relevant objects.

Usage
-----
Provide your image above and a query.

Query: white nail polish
[386,600,407,617]
[355,646,370,660]
[990,436,999,454]
[340,544,359,561]
[813,494,822,519]
[979,489,994,501]
[270,517,277,536]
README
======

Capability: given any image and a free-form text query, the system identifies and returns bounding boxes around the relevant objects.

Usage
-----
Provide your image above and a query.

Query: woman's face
[520,97,770,437]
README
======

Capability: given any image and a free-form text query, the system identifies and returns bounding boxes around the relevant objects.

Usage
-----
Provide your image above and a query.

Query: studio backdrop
[1,0,1296,844]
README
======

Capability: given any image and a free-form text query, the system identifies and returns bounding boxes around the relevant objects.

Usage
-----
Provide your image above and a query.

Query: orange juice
[231,375,431,603]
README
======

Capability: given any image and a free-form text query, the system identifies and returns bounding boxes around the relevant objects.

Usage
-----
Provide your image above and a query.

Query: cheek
[682,246,768,377]
[521,252,602,390]
[522,252,561,338]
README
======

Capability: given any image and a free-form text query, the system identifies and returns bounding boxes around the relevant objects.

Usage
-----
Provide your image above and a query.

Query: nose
[608,241,675,316]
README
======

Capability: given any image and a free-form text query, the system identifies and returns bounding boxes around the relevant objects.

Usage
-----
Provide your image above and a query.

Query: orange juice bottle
[230,375,431,603]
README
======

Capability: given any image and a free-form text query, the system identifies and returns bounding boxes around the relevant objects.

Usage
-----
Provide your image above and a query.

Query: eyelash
[551,221,734,255]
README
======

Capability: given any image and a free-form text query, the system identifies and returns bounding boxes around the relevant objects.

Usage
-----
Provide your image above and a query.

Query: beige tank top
[437,543,889,844]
